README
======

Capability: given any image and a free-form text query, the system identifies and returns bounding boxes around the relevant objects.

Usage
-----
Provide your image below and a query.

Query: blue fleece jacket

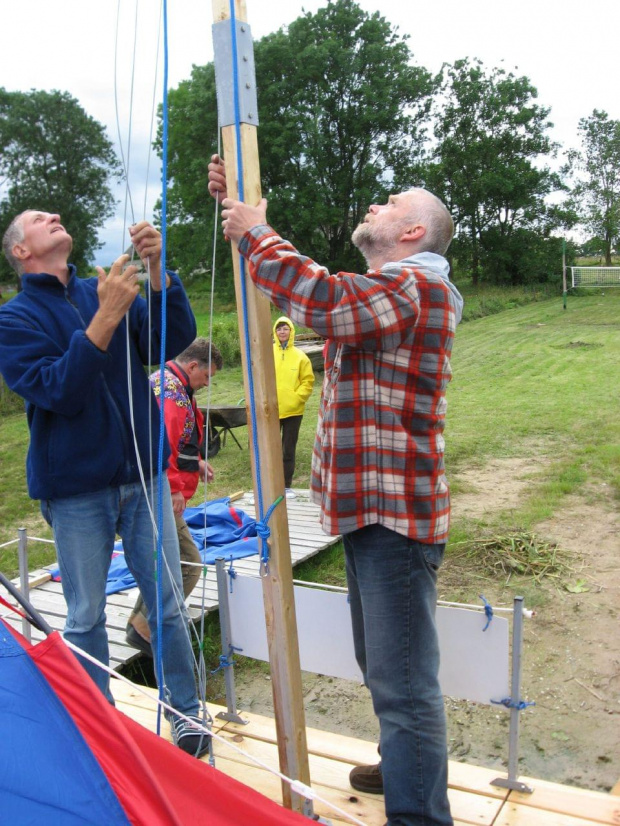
[0,265,196,500]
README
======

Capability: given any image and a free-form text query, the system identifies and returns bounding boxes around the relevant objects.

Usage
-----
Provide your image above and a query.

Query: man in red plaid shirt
[209,156,462,826]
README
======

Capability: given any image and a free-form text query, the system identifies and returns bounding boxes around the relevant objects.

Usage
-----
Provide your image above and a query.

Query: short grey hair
[176,337,223,371]
[405,189,454,256]
[2,212,28,275]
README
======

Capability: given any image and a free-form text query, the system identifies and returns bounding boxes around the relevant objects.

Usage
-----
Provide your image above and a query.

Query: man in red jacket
[126,338,223,652]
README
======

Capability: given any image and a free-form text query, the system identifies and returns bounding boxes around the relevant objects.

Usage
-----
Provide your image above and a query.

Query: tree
[422,59,567,286]
[566,110,620,266]
[577,236,607,259]
[0,89,121,281]
[160,0,433,293]
[254,0,433,273]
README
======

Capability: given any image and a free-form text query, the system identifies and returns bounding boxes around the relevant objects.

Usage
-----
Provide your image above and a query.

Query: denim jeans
[129,513,202,628]
[344,524,453,826]
[42,477,199,716]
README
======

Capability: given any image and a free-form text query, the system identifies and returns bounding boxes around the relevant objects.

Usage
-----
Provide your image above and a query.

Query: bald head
[402,188,454,256]
[352,188,454,269]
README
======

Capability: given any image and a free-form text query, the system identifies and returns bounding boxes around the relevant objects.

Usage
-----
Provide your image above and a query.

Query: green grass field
[1,290,618,582]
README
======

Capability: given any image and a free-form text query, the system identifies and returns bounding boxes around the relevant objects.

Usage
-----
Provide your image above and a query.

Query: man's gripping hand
[129,221,169,291]
[221,198,268,244]
[207,154,227,204]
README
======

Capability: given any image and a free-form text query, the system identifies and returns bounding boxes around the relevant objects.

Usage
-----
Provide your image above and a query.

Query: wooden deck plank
[218,720,505,824]
[112,681,500,826]
[219,709,508,802]
[506,776,620,825]
[111,681,619,826]
[494,802,610,825]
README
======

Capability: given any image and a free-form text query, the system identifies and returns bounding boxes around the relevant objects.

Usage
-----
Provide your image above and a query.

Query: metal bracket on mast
[213,20,259,127]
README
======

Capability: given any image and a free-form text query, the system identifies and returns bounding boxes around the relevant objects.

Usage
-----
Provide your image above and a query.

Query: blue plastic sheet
[50,498,258,595]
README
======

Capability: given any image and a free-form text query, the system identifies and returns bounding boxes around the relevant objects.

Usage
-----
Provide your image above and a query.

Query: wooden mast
[211,1,311,812]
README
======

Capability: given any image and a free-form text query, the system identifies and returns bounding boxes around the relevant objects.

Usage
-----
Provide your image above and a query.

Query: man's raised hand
[86,255,141,351]
[207,154,227,203]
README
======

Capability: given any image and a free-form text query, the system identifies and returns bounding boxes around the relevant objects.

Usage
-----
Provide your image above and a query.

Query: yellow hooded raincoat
[272,316,315,419]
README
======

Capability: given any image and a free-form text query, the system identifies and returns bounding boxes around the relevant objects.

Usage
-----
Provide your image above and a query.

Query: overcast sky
[1,0,617,265]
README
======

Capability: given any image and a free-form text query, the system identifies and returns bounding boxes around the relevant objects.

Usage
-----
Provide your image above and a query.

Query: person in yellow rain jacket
[272,316,315,499]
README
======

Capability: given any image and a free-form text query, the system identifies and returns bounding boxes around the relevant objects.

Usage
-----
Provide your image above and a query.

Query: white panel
[227,575,510,705]
[436,606,510,704]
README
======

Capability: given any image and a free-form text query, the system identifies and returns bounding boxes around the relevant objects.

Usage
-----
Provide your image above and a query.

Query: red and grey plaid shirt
[239,226,460,543]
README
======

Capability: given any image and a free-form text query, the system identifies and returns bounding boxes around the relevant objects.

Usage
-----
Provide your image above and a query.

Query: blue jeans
[42,478,199,716]
[344,524,452,826]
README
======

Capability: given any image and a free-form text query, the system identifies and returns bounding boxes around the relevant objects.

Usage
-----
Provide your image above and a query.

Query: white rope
[110,0,209,698]
[114,0,139,238]
[61,637,368,826]
[191,127,225,699]
[17,536,56,546]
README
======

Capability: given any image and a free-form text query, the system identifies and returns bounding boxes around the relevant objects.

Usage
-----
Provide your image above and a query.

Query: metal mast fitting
[212,19,259,127]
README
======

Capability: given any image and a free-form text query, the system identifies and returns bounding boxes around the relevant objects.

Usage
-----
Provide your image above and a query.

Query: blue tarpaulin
[50,498,259,595]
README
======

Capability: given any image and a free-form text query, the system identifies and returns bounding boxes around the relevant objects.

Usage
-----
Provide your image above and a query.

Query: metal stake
[215,557,247,724]
[491,596,534,794]
[18,528,31,642]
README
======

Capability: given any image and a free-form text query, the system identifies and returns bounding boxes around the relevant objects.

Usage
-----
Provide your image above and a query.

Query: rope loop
[255,495,284,567]
[255,521,271,540]
[211,653,232,674]
[491,697,536,711]
[227,559,237,593]
[479,594,493,631]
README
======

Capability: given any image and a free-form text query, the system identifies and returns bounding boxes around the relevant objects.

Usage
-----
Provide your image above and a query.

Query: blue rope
[226,495,283,588]
[210,645,243,675]
[491,697,536,711]
[154,0,170,734]
[228,0,272,568]
[255,495,284,565]
[479,594,493,631]
[227,557,237,593]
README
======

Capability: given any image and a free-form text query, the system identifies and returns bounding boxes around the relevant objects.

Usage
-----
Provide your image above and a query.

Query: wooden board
[111,680,618,826]
[506,776,620,825]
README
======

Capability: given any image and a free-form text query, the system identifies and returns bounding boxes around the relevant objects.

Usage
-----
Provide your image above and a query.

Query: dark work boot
[349,761,383,794]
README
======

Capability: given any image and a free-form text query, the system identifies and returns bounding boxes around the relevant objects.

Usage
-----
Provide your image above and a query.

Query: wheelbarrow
[201,400,247,458]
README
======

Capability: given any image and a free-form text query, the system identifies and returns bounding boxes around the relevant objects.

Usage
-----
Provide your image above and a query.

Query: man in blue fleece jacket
[0,210,208,758]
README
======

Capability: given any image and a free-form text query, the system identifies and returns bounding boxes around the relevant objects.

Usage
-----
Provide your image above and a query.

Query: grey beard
[351,222,396,264]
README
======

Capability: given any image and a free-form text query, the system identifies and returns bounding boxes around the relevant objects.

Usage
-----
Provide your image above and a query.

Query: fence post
[491,596,534,794]
[214,557,247,725]
[18,527,31,643]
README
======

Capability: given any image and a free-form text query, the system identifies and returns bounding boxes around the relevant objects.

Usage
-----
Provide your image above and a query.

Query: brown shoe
[349,762,383,794]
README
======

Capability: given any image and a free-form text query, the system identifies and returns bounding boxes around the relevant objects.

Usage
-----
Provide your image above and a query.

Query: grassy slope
[447,290,620,514]
[1,291,618,579]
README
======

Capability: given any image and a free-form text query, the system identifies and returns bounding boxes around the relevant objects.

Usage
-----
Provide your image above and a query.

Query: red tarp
[4,621,309,826]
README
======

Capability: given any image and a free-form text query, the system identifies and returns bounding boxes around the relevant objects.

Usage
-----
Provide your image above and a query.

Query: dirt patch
[450,456,550,521]
[229,470,620,794]
[439,492,620,792]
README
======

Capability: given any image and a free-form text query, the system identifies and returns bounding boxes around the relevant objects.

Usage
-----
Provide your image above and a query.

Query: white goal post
[570,267,620,288]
